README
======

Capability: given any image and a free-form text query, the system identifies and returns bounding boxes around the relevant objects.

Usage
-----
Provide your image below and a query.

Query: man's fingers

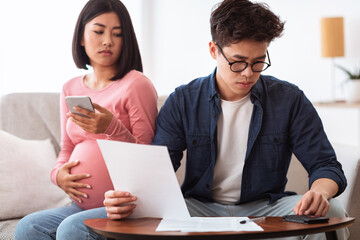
[298,197,311,215]
[107,210,134,220]
[103,195,137,207]
[293,200,302,215]
[106,204,136,214]
[105,205,136,220]
[105,190,132,199]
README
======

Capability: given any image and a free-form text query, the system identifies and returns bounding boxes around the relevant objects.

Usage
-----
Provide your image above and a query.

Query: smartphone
[282,215,329,224]
[65,96,94,118]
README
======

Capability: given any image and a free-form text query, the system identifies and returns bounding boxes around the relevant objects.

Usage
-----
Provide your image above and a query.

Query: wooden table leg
[325,231,338,240]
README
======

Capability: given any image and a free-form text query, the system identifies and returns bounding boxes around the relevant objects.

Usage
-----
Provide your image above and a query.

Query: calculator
[282,215,329,224]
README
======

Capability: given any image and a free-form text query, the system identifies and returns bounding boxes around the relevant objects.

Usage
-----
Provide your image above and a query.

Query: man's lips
[237,81,252,85]
[236,81,253,88]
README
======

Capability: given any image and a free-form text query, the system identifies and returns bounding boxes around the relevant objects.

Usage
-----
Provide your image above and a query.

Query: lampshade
[321,17,344,58]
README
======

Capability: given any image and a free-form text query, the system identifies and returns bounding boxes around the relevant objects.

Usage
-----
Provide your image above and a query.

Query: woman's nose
[103,34,113,47]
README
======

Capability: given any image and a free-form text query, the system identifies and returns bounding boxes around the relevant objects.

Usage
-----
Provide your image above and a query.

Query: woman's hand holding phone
[68,102,114,134]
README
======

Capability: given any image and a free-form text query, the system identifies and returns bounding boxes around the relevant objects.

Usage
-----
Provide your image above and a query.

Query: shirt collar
[208,68,219,101]
[250,75,264,104]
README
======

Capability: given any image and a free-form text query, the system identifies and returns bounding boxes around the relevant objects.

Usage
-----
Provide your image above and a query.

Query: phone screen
[65,96,94,117]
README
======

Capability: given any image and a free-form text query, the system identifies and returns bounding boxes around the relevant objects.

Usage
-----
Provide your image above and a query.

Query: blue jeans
[14,203,107,240]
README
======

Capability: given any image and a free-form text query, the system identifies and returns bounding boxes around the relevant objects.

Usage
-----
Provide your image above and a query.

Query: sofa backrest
[0,92,61,154]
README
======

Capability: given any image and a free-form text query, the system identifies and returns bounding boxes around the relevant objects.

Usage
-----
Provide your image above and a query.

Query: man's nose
[240,65,254,77]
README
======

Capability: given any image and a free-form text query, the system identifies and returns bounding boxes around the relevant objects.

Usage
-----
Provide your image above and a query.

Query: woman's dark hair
[210,0,285,47]
[72,0,142,80]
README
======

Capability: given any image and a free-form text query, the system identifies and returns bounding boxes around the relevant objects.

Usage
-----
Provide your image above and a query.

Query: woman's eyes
[93,31,122,37]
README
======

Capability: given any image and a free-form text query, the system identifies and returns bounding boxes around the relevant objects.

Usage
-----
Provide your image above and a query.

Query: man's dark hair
[210,0,285,47]
[72,0,142,80]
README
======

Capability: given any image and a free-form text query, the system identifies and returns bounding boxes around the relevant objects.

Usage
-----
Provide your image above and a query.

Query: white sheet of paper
[97,140,190,219]
[156,217,264,232]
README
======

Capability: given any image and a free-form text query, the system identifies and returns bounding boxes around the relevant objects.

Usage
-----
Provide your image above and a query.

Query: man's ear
[209,41,217,60]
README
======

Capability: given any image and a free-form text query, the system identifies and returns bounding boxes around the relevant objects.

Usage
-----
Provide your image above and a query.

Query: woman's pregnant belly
[69,140,114,210]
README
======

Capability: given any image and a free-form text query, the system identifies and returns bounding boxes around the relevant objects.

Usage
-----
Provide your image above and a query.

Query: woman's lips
[99,50,112,56]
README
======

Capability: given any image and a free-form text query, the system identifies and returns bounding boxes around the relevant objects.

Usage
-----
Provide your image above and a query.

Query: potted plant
[337,65,360,103]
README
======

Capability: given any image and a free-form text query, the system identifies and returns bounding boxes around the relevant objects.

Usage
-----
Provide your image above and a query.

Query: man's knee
[327,198,348,217]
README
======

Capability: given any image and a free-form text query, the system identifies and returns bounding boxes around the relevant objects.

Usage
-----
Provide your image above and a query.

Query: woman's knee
[15,212,56,240]
[57,207,106,240]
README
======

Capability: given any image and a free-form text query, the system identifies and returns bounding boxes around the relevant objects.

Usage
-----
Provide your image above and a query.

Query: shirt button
[274,137,279,143]
[206,184,210,188]
[192,139,197,145]
[213,113,216,117]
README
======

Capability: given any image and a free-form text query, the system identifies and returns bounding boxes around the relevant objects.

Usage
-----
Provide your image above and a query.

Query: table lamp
[321,17,344,101]
[320,17,345,102]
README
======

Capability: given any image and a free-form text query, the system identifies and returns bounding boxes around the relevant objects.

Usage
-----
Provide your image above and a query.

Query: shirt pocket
[186,135,212,173]
[255,132,290,170]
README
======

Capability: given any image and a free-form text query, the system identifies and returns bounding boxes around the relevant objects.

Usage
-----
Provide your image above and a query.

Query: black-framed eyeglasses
[216,44,271,73]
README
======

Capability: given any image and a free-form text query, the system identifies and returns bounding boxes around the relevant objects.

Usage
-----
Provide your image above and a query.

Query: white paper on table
[97,140,190,219]
[156,217,264,232]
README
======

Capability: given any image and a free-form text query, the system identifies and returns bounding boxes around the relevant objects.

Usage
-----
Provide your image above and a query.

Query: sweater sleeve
[104,76,158,144]
[50,90,75,185]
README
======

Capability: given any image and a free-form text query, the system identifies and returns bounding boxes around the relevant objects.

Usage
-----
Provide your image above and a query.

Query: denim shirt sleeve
[152,92,186,171]
[289,90,347,197]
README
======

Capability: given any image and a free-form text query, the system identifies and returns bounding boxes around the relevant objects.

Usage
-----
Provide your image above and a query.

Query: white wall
[0,0,141,96]
[143,0,360,101]
[1,0,359,102]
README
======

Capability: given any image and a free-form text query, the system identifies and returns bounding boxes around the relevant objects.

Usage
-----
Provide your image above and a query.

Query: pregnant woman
[15,0,157,239]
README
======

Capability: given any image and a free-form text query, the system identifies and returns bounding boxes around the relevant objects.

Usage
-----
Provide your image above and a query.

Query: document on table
[156,217,264,232]
[97,140,190,219]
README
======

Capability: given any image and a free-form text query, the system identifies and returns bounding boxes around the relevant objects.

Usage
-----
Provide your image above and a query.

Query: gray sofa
[0,92,359,239]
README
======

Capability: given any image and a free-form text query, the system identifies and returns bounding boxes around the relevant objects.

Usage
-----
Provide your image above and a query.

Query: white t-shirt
[211,94,253,204]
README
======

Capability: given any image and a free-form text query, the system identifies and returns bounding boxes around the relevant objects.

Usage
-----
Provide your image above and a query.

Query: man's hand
[293,190,330,216]
[68,102,113,134]
[293,178,338,217]
[103,190,137,219]
[56,160,91,203]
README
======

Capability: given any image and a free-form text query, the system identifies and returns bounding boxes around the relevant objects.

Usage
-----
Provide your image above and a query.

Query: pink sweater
[50,70,158,209]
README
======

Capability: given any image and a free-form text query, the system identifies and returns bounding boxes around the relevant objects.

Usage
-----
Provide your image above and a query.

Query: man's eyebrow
[94,23,122,30]
[232,54,266,60]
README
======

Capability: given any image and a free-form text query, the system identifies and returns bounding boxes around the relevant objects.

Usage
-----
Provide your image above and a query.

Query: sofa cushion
[0,219,19,240]
[0,130,70,220]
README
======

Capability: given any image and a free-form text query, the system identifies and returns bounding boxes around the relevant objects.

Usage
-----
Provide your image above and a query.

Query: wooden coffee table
[84,217,354,240]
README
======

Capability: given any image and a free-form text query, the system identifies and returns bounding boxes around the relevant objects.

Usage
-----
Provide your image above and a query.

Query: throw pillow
[0,130,71,220]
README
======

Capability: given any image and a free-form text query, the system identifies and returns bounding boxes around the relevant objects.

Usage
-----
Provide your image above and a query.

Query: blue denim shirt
[152,68,347,204]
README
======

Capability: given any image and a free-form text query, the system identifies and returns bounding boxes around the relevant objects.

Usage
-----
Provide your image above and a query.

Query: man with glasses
[104,0,348,239]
